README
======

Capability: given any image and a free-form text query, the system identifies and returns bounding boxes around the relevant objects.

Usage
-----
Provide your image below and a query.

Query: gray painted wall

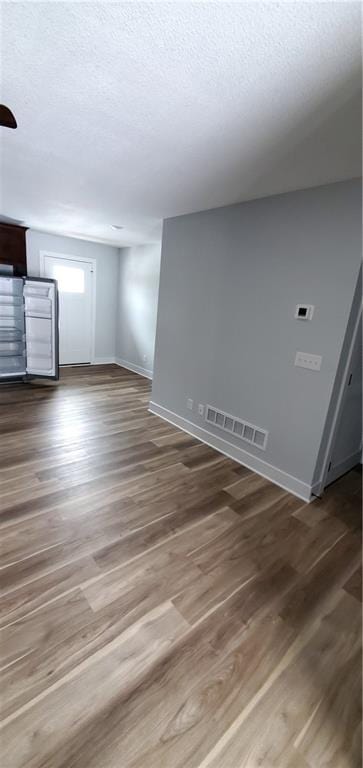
[116,243,161,376]
[152,179,362,488]
[26,229,119,361]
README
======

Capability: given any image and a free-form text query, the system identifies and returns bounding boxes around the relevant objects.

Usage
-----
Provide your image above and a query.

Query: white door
[41,255,94,365]
[325,318,362,487]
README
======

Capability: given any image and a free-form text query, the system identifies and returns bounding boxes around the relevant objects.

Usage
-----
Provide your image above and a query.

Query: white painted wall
[116,243,161,377]
[26,230,119,362]
[151,180,362,499]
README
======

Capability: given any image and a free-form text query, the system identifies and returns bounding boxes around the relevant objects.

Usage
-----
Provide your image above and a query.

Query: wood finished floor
[0,364,361,768]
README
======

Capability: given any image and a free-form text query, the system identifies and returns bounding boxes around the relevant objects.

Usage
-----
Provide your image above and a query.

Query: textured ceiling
[0,2,361,246]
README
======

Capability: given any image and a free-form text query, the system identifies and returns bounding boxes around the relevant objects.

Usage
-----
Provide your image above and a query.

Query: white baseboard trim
[149,401,312,502]
[115,357,153,380]
[92,357,117,365]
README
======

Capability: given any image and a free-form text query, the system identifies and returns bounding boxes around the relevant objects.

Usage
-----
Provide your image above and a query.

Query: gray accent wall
[26,230,119,361]
[152,180,362,489]
[116,243,161,376]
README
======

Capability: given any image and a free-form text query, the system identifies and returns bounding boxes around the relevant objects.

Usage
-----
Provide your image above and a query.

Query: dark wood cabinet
[0,223,28,276]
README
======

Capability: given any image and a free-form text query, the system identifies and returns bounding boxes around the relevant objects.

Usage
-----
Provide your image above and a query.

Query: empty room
[0,2,362,767]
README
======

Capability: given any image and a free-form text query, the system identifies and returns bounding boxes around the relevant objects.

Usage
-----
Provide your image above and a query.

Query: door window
[51,264,85,294]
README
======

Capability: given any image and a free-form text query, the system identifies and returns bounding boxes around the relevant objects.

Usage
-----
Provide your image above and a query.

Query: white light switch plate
[295,351,322,371]
[187,398,194,410]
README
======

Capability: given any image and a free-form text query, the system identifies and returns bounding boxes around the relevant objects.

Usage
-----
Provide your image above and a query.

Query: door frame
[39,251,97,365]
[314,303,362,497]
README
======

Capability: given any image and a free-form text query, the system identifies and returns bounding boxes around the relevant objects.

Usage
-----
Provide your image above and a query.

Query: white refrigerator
[0,275,59,381]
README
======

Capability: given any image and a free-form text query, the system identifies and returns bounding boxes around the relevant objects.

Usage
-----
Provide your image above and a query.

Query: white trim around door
[314,303,362,497]
[39,251,97,364]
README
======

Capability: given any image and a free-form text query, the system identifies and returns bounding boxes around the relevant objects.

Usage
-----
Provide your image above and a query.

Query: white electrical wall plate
[295,304,314,320]
[295,351,322,370]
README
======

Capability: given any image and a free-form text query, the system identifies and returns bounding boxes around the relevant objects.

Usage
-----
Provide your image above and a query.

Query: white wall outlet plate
[295,351,322,370]
[198,403,204,416]
[187,398,194,410]
[143,354,148,362]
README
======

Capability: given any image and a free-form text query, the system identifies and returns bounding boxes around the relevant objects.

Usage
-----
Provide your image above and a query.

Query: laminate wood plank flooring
[0,364,361,768]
